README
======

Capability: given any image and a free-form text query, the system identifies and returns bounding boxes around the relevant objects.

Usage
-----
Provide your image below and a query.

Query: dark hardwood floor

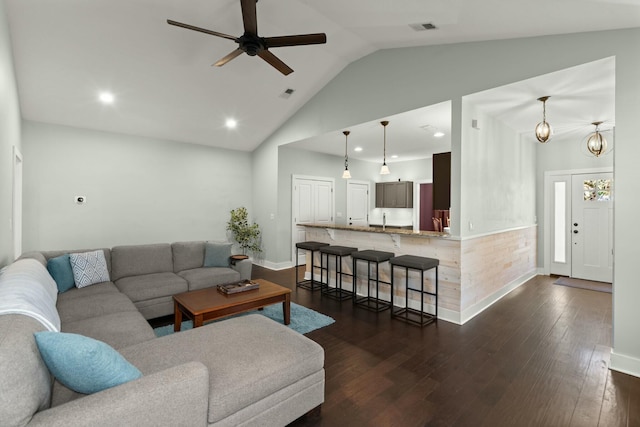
[247,266,640,427]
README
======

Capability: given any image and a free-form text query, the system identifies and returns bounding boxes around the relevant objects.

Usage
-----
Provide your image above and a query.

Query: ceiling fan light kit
[380,120,390,175]
[342,130,351,179]
[535,96,553,143]
[586,121,608,157]
[167,0,327,75]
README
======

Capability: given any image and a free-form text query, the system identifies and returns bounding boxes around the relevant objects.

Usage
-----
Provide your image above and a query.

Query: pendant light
[380,120,390,175]
[342,130,351,179]
[586,121,608,157]
[535,96,553,143]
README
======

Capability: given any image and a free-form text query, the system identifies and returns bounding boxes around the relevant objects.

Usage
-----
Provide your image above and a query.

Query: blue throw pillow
[34,332,142,394]
[203,242,232,268]
[46,254,75,293]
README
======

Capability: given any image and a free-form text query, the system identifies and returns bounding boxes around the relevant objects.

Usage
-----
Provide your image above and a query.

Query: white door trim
[543,166,613,276]
[12,147,23,260]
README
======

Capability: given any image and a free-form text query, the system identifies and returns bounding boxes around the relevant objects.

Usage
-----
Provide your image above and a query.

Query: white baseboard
[610,350,640,378]
[460,269,538,324]
[254,259,292,270]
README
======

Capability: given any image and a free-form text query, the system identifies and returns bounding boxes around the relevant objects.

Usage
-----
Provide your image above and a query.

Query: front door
[570,173,613,282]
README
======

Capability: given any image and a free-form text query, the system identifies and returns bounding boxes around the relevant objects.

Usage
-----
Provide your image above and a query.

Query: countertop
[299,223,450,238]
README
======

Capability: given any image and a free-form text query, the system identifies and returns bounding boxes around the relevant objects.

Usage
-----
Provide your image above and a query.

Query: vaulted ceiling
[5,0,639,159]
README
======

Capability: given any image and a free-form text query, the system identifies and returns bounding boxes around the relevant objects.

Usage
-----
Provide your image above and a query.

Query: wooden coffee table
[172,278,291,332]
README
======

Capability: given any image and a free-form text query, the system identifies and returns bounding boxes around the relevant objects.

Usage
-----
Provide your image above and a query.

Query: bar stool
[389,255,439,326]
[351,249,395,312]
[295,241,330,291]
[319,245,358,301]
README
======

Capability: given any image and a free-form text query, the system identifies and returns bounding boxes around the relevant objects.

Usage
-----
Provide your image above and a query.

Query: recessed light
[434,131,445,138]
[98,91,114,104]
[391,155,398,159]
[225,118,237,129]
[354,147,363,152]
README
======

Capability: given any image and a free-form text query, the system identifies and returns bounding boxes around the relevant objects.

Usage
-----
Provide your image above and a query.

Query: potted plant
[226,207,262,256]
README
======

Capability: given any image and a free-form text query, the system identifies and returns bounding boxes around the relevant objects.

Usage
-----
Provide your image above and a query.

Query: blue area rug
[154,302,335,337]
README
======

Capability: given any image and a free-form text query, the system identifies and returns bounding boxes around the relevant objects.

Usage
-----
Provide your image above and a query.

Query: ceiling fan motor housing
[238,34,264,56]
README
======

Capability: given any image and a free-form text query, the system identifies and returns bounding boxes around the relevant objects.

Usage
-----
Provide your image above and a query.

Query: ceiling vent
[409,22,437,31]
[279,88,295,99]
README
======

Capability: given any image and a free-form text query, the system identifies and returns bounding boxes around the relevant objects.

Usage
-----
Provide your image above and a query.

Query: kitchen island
[299,223,537,325]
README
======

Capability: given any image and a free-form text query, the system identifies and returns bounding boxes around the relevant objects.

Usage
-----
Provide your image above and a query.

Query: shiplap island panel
[300,224,537,325]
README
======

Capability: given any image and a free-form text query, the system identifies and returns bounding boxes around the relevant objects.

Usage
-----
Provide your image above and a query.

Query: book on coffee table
[217,280,260,294]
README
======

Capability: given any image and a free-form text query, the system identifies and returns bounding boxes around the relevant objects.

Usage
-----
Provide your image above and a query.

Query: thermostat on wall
[75,195,87,205]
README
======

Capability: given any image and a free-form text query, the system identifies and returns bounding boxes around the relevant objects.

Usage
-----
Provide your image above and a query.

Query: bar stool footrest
[296,280,326,291]
[354,296,391,312]
[392,307,436,326]
[322,287,353,301]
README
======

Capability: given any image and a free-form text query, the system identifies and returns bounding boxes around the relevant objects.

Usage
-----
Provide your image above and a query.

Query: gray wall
[252,28,640,375]
[22,121,253,252]
[0,1,21,266]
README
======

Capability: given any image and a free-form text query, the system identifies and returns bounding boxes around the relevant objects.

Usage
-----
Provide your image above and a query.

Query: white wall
[22,121,253,252]
[252,28,640,376]
[0,1,21,266]
[460,104,536,237]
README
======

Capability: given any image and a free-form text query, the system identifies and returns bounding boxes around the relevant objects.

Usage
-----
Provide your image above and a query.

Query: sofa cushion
[46,254,75,293]
[115,272,188,303]
[62,311,156,350]
[34,331,142,395]
[172,241,205,273]
[178,267,240,291]
[69,250,111,288]
[203,242,232,268]
[56,281,120,302]
[119,314,325,424]
[57,292,138,324]
[0,315,52,427]
[111,244,174,281]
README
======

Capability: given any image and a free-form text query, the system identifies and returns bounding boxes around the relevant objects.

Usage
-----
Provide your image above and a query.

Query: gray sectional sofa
[0,241,325,427]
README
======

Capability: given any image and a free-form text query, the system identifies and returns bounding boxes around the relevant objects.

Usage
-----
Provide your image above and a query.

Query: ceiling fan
[167,0,327,76]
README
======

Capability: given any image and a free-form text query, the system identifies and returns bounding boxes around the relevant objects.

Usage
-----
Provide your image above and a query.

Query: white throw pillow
[69,250,110,288]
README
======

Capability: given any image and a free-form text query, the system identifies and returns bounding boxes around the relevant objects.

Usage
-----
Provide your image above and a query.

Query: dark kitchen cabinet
[375,181,413,208]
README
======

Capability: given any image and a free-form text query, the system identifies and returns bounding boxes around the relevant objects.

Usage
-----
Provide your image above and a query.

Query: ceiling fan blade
[257,50,293,75]
[213,49,244,67]
[167,19,237,41]
[240,0,258,35]
[264,33,327,48]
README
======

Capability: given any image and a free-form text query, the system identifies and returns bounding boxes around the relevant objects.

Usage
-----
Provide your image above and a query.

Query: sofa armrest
[28,362,209,427]
[231,258,252,281]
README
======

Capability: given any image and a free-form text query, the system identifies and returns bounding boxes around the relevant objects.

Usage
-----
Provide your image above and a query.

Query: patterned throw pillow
[69,250,111,288]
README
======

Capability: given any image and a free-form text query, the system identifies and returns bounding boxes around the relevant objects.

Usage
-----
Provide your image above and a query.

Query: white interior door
[347,181,369,226]
[571,172,613,282]
[13,147,23,260]
[291,176,334,263]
